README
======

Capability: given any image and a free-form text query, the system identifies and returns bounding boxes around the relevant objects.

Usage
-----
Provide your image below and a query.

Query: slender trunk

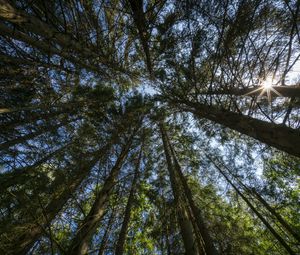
[207,155,296,255]
[159,123,199,255]
[0,109,65,133]
[282,98,295,125]
[182,101,300,157]
[6,130,121,255]
[167,139,218,255]
[115,148,142,255]
[98,210,115,255]
[0,100,81,115]
[197,85,300,98]
[166,221,172,255]
[128,0,152,75]
[68,133,135,255]
[0,2,93,55]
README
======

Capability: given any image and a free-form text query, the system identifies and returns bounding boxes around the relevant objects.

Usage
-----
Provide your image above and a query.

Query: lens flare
[262,77,273,89]
[244,76,282,103]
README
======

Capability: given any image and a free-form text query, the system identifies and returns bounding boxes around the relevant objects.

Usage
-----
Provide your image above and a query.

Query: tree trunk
[98,210,115,255]
[128,0,152,75]
[0,100,80,133]
[67,133,135,255]
[160,123,199,255]
[167,138,218,255]
[5,132,119,255]
[182,101,300,157]
[115,148,142,255]
[220,161,300,244]
[0,22,98,73]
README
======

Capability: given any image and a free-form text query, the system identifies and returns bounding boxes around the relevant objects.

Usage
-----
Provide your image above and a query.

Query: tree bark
[182,101,300,157]
[250,188,300,243]
[0,100,80,133]
[220,161,300,244]
[0,22,98,73]
[0,0,128,76]
[128,0,152,75]
[160,122,199,255]
[4,131,120,255]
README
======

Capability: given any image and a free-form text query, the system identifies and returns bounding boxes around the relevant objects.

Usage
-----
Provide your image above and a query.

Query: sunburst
[244,77,282,103]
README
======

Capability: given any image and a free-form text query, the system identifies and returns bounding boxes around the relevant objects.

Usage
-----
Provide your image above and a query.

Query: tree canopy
[0,0,299,254]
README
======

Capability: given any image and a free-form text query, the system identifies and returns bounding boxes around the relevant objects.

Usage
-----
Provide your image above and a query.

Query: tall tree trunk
[0,100,81,133]
[67,132,135,255]
[166,220,172,255]
[0,109,65,133]
[207,154,297,255]
[128,0,152,75]
[181,101,300,157]
[0,22,98,74]
[167,138,219,255]
[97,210,115,255]
[159,122,199,255]
[115,148,142,255]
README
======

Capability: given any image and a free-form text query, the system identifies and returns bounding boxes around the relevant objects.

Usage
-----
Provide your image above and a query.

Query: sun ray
[244,87,263,96]
[270,87,283,97]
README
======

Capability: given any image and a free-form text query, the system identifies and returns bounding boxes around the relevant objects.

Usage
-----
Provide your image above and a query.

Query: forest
[0,0,299,254]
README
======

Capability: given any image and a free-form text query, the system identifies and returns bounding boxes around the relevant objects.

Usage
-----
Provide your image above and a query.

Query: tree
[115,148,142,255]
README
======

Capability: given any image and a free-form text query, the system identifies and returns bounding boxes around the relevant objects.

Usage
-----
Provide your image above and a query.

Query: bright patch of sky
[286,59,300,84]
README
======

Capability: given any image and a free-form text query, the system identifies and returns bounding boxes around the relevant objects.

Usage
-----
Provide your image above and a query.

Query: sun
[262,77,273,89]
[260,76,282,102]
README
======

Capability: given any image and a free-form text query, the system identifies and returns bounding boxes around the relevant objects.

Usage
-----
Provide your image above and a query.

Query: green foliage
[262,154,300,233]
